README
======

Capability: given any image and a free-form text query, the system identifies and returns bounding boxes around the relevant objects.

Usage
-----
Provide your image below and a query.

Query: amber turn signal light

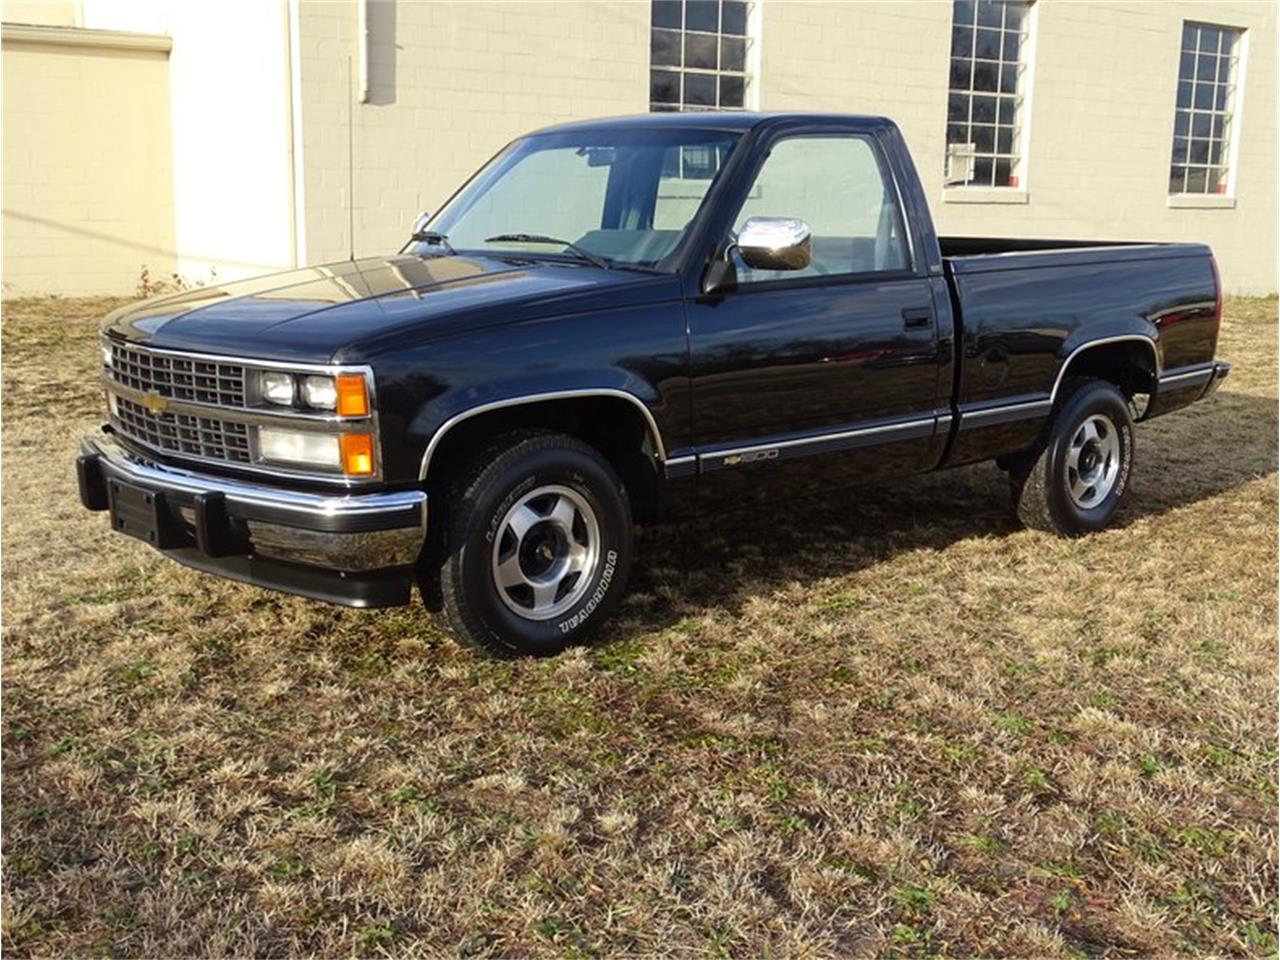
[340,433,375,475]
[336,373,370,417]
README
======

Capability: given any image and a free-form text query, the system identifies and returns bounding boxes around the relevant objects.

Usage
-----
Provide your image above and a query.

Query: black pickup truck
[78,112,1230,657]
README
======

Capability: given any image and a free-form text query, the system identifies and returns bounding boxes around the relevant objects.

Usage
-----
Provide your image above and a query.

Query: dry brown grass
[2,295,1276,958]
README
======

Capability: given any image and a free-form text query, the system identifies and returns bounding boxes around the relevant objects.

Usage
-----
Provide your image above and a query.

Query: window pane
[1200,26,1221,54]
[973,61,998,91]
[684,72,716,105]
[975,28,1000,58]
[1189,139,1209,163]
[1179,52,1194,80]
[652,29,681,66]
[951,25,973,56]
[722,0,748,35]
[948,93,969,121]
[967,124,992,151]
[1206,167,1225,193]
[1174,112,1190,137]
[994,158,1013,186]
[972,156,994,186]
[1169,165,1186,193]
[1181,23,1196,51]
[685,32,718,69]
[651,69,680,104]
[721,35,746,72]
[972,95,997,122]
[999,63,1017,93]
[1191,112,1211,137]
[719,74,745,107]
[1002,30,1020,61]
[976,0,1002,28]
[1171,136,1189,163]
[947,122,968,145]
[685,0,718,32]
[1214,84,1229,110]
[997,97,1016,124]
[1194,82,1214,109]
[950,57,972,88]
[954,0,976,26]
[652,0,681,29]
[1003,2,1025,31]
[732,136,910,281]
[996,126,1014,153]
[1177,80,1192,108]
[1185,167,1207,193]
[1197,53,1217,82]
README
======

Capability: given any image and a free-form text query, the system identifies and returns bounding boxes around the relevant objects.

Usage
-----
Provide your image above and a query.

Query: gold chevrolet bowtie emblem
[142,392,168,414]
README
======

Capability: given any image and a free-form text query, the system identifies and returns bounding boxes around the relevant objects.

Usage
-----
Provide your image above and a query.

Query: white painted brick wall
[293,0,1275,293]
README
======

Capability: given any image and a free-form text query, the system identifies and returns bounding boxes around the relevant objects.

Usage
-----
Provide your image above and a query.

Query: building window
[1170,22,1242,196]
[945,0,1030,189]
[650,0,751,112]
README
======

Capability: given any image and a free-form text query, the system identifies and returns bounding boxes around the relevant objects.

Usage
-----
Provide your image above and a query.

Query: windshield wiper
[410,230,456,255]
[483,233,611,270]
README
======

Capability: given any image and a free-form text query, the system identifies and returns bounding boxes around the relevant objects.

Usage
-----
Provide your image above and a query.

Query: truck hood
[103,254,678,363]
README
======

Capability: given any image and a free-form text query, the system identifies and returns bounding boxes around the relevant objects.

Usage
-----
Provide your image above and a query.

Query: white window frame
[1168,21,1246,206]
[943,0,1036,202]
[649,0,756,113]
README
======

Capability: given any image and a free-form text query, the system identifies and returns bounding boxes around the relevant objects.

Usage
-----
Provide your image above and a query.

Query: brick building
[2,0,1275,295]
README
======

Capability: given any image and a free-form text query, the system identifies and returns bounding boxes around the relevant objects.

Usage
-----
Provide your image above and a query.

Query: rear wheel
[1010,378,1134,536]
[425,431,632,658]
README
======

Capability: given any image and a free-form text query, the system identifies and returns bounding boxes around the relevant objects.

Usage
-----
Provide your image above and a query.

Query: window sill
[943,188,1029,205]
[1168,194,1236,209]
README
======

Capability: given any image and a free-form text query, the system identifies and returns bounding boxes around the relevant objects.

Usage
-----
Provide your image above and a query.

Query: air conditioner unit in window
[945,142,976,185]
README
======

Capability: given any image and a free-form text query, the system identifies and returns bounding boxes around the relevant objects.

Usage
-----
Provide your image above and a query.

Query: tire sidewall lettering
[556,548,617,635]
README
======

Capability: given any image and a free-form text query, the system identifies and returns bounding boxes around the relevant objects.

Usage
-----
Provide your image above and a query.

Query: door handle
[902,307,933,329]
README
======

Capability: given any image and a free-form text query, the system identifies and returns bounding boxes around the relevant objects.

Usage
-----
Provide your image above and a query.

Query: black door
[687,131,947,502]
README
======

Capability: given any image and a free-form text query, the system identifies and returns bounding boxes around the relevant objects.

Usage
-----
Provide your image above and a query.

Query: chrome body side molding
[697,412,943,473]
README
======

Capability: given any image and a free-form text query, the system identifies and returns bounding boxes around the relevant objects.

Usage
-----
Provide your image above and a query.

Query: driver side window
[731,135,910,284]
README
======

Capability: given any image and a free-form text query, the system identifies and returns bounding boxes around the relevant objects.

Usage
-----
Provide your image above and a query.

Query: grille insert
[113,395,252,463]
[107,342,246,407]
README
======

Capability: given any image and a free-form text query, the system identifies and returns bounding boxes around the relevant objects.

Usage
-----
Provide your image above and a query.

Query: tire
[1009,378,1134,537]
[426,431,633,658]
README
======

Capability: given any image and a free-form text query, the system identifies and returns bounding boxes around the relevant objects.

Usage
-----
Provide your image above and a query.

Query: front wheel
[1010,378,1134,536]
[428,431,633,658]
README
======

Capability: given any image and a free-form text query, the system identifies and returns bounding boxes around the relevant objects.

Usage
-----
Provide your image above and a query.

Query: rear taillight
[1209,255,1223,331]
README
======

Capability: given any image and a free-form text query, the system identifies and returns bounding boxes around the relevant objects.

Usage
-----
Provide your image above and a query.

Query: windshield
[424,128,741,269]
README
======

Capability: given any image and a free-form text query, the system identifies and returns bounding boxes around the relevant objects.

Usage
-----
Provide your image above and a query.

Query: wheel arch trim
[417,388,667,481]
[1050,334,1160,406]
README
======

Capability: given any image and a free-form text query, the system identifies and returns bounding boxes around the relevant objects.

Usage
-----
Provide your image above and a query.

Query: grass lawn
[2,295,1276,957]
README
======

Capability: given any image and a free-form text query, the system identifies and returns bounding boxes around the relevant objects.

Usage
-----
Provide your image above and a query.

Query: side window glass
[731,136,910,283]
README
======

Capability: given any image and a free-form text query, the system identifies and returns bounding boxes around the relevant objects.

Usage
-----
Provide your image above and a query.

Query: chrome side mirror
[410,211,432,239]
[736,216,813,271]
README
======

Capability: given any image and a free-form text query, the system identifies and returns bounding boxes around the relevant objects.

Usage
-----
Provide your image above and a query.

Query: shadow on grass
[614,390,1277,638]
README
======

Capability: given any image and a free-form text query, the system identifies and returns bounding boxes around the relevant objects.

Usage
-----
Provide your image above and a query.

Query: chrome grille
[112,395,252,463]
[107,341,246,407]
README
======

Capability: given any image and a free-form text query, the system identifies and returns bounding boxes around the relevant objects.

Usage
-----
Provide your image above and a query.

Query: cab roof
[530,111,896,136]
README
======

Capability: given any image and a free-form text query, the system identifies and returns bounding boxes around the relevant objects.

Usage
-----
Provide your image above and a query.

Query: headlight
[255,370,369,416]
[300,375,337,410]
[258,428,340,468]
[261,371,295,406]
[257,427,375,476]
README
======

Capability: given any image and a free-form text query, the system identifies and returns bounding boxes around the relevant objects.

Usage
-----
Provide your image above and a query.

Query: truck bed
[940,236,1210,273]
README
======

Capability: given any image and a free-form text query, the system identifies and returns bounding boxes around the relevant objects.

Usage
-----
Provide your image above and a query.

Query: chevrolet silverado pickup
[77,112,1230,657]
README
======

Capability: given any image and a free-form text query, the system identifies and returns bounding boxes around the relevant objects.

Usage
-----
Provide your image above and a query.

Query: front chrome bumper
[77,429,427,608]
